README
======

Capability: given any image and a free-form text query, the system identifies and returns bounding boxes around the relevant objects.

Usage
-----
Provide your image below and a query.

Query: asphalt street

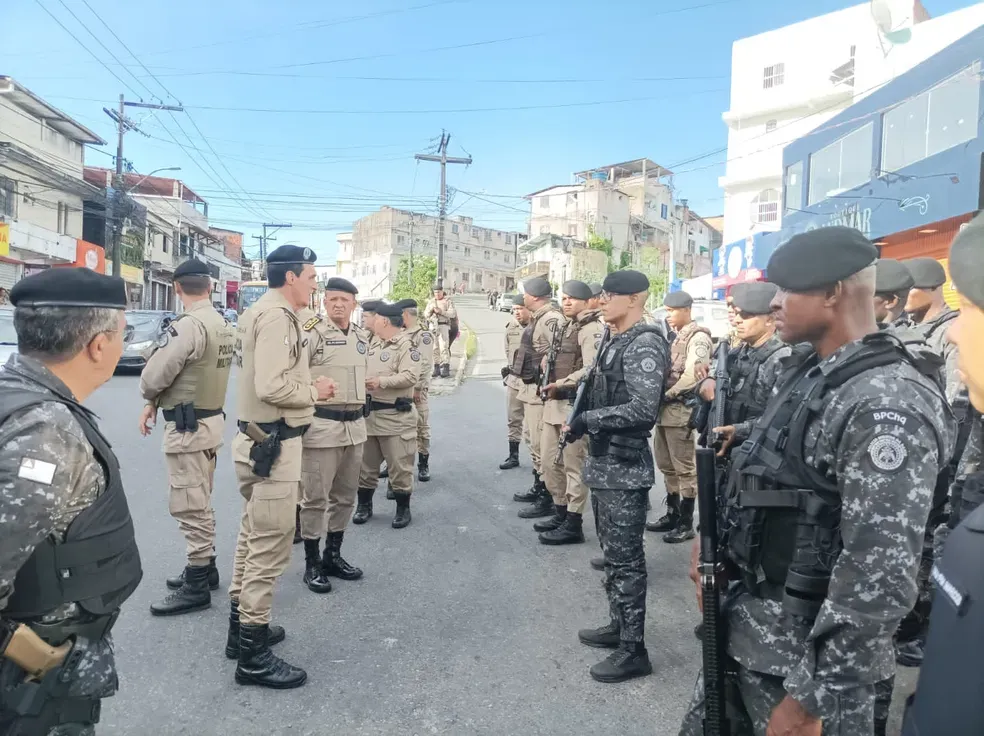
[89,294,911,735]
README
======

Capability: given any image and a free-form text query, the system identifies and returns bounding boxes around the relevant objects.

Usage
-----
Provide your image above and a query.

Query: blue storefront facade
[713,23,983,301]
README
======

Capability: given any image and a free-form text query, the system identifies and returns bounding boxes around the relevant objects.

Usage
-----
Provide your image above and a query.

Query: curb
[451,325,471,387]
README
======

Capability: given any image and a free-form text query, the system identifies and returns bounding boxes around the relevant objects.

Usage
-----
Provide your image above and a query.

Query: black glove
[500,366,511,379]
[567,414,588,440]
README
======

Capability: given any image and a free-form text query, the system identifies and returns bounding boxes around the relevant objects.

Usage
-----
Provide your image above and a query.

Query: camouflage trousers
[678,666,876,736]
[592,487,648,643]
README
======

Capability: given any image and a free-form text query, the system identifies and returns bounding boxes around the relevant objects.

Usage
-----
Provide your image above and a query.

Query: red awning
[711,268,763,290]
[226,281,239,293]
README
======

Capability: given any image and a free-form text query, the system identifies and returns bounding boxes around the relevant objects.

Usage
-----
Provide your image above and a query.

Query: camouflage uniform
[679,335,955,736]
[934,413,983,561]
[0,355,124,736]
[580,322,668,643]
[913,306,960,403]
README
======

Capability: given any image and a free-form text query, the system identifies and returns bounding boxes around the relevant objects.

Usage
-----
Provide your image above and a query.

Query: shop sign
[0,224,9,256]
[804,202,873,238]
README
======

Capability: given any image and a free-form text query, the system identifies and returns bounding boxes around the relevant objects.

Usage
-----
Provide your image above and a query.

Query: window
[688,238,696,253]
[539,195,550,207]
[504,253,511,263]
[505,233,512,245]
[0,177,16,218]
[660,204,668,219]
[539,225,550,235]
[57,202,69,235]
[162,234,169,253]
[484,250,490,260]
[397,235,405,245]
[763,63,785,89]
[784,161,803,213]
[422,239,430,248]
[568,224,577,236]
[464,247,471,256]
[452,223,459,234]
[808,123,873,204]
[765,119,777,133]
[472,228,480,238]
[751,189,780,224]
[882,63,981,173]
[484,230,491,241]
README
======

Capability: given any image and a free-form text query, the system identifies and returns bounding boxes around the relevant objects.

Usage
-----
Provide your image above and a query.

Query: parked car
[496,292,518,312]
[118,310,177,371]
[0,307,17,364]
[650,298,731,343]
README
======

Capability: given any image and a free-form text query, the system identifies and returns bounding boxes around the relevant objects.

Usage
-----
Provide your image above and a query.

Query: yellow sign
[0,223,9,257]
[120,264,143,284]
[939,258,961,311]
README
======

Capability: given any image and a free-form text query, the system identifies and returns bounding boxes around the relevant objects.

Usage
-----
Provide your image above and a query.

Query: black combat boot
[646,493,680,532]
[225,599,285,659]
[440,363,451,379]
[517,485,554,519]
[895,638,925,668]
[533,505,567,532]
[417,453,431,482]
[694,623,704,641]
[590,557,605,571]
[150,564,211,616]
[167,556,219,591]
[663,497,696,544]
[293,505,302,544]
[322,531,363,581]
[539,511,585,545]
[589,641,653,683]
[499,441,520,470]
[386,483,396,500]
[302,539,332,593]
[379,463,389,479]
[235,623,307,689]
[352,488,374,524]
[513,471,542,503]
[874,717,888,736]
[432,363,441,379]
[392,493,412,529]
[577,621,620,649]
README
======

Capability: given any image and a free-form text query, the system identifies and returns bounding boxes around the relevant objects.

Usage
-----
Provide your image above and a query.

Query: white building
[349,207,526,297]
[335,232,353,280]
[0,76,105,287]
[719,0,984,246]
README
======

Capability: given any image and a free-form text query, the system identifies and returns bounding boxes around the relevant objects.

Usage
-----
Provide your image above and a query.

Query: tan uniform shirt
[660,322,713,427]
[424,297,458,325]
[140,300,225,453]
[517,305,562,405]
[544,310,604,425]
[504,318,524,392]
[406,324,435,389]
[366,331,419,437]
[300,309,369,449]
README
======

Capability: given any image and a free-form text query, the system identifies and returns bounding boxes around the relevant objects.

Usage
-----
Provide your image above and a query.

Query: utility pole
[252,223,292,275]
[103,95,183,277]
[408,214,415,273]
[415,131,471,288]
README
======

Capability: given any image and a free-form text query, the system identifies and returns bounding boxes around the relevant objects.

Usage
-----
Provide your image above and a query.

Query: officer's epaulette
[302,315,323,331]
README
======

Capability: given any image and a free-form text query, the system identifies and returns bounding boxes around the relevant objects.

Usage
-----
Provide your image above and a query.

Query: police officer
[648,290,713,543]
[361,299,382,339]
[0,268,142,734]
[873,258,916,330]
[903,212,984,736]
[354,302,419,529]
[297,277,368,595]
[500,294,529,470]
[906,257,961,401]
[587,282,603,311]
[679,226,954,736]
[139,259,235,617]
[512,277,564,519]
[565,269,667,683]
[537,280,604,545]
[424,284,457,378]
[228,245,335,690]
[395,298,435,483]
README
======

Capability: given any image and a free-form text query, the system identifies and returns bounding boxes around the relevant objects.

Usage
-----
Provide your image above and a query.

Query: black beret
[324,277,358,295]
[664,290,693,309]
[174,258,210,279]
[523,277,552,298]
[511,293,525,306]
[361,299,383,314]
[950,214,984,310]
[731,281,778,315]
[874,259,914,293]
[589,282,603,297]
[10,267,127,309]
[394,298,418,310]
[266,244,316,266]
[562,280,592,301]
[602,270,649,295]
[374,302,404,318]
[767,226,877,291]
[905,257,947,289]
[728,282,747,303]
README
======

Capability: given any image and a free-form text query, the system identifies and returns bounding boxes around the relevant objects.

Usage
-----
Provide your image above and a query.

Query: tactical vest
[236,291,313,426]
[552,312,601,381]
[948,410,983,528]
[306,315,367,410]
[901,502,984,736]
[511,318,543,383]
[725,334,947,622]
[505,320,523,364]
[920,309,959,343]
[158,307,236,411]
[0,388,142,625]
[724,337,786,426]
[668,322,711,386]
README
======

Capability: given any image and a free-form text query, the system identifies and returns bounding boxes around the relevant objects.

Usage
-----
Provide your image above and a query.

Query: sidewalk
[428,324,470,397]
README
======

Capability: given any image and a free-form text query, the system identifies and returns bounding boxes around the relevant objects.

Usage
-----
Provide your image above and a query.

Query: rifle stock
[709,342,730,450]
[540,320,562,402]
[556,325,611,460]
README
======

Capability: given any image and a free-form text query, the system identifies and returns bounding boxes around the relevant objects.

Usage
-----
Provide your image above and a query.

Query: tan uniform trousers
[522,401,544,474]
[359,435,416,494]
[300,443,364,538]
[165,448,218,566]
[434,323,451,364]
[505,385,524,443]
[416,385,430,455]
[229,435,302,626]
[539,423,589,514]
[653,425,698,498]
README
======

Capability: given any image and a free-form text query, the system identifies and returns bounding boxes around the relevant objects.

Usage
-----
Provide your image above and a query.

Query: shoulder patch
[421,332,433,346]
[856,410,921,431]
[410,350,420,362]
[867,435,908,473]
[357,341,367,354]
[640,357,659,373]
[168,324,179,338]
[303,315,322,331]
[18,457,57,485]
[693,340,711,361]
[380,350,390,363]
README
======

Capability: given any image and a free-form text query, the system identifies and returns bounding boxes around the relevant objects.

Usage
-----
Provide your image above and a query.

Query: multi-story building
[0,76,106,288]
[719,0,984,247]
[335,231,354,281]
[349,207,525,297]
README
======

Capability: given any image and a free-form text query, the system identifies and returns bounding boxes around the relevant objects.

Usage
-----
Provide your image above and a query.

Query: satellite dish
[871,0,914,45]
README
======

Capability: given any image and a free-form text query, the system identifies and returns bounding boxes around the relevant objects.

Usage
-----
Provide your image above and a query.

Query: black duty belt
[237,420,309,439]
[163,407,224,422]
[314,406,364,422]
[369,397,414,413]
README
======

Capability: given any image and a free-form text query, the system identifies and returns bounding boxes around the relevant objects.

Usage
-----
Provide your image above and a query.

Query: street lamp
[126,166,181,193]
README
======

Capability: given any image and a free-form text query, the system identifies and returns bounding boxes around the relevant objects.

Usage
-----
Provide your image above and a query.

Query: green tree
[587,228,617,274]
[388,254,438,307]
[120,227,145,268]
[637,248,669,307]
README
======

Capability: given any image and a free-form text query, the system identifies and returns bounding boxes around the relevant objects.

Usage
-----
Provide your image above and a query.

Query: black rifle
[697,446,731,736]
[556,325,611,461]
[539,320,563,402]
[709,340,730,450]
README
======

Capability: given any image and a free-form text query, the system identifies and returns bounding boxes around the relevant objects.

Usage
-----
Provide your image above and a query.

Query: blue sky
[2,0,972,262]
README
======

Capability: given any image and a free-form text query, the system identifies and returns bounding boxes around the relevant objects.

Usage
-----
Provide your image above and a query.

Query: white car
[496,292,518,312]
[0,308,16,364]
[651,299,732,342]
